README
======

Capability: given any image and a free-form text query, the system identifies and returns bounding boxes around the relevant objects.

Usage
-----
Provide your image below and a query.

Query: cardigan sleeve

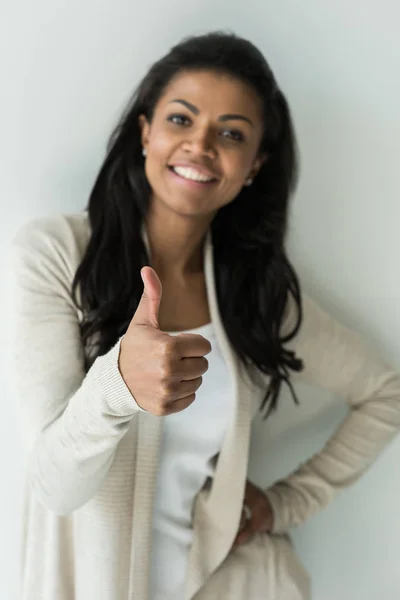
[11,217,144,516]
[264,292,400,534]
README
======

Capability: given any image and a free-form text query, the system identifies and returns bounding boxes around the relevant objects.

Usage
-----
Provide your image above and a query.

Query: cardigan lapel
[129,413,163,600]
[129,226,165,600]
[185,232,254,599]
[130,226,255,599]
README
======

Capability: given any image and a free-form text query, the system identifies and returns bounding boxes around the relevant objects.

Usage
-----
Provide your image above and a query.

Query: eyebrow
[169,98,254,127]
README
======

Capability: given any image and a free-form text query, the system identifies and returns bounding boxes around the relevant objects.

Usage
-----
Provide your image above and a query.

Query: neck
[144,208,213,280]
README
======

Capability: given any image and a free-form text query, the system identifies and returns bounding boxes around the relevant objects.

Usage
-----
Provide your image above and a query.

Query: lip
[168,162,220,181]
[168,166,218,189]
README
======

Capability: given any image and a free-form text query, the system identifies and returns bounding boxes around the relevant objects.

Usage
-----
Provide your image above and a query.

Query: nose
[181,127,216,159]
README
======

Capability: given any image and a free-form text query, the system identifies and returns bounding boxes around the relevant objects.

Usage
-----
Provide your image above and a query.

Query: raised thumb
[134,266,162,328]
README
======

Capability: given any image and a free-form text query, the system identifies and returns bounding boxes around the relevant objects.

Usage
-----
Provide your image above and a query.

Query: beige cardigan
[11,212,400,600]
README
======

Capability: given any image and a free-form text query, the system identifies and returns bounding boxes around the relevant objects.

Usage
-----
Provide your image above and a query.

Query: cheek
[222,153,252,183]
[144,131,174,185]
[149,132,172,163]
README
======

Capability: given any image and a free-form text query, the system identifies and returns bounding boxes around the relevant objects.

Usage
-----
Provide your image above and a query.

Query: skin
[139,70,266,229]
[125,69,274,545]
[233,479,274,547]
[138,69,268,332]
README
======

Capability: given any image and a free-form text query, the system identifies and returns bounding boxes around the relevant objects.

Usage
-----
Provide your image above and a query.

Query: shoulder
[12,211,90,254]
[11,212,91,301]
[12,211,91,273]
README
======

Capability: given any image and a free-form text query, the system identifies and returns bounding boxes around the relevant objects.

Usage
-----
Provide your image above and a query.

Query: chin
[169,203,213,220]
[157,193,217,220]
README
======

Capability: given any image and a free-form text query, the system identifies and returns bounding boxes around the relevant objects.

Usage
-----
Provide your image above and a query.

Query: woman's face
[139,69,266,220]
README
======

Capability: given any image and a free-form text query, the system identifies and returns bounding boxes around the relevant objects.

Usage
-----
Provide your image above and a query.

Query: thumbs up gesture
[119,267,212,416]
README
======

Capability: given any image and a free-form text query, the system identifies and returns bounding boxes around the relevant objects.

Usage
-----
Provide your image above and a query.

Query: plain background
[1,1,399,598]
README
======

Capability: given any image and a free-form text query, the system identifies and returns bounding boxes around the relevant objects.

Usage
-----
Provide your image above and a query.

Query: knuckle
[152,405,164,417]
[169,336,181,353]
[153,402,169,417]
[164,381,177,397]
[158,343,173,367]
[159,364,171,384]
[158,350,178,380]
[158,384,171,402]
[162,337,179,359]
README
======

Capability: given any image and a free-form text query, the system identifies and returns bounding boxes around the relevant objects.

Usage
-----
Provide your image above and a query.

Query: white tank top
[149,322,234,600]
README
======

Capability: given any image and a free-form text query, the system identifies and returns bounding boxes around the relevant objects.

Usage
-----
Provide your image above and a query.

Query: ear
[138,114,151,151]
[248,152,268,180]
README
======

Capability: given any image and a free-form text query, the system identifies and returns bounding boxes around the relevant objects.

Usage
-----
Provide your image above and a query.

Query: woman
[12,31,400,600]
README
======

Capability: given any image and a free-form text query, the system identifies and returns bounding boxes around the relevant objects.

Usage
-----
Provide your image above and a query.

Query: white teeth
[172,166,214,182]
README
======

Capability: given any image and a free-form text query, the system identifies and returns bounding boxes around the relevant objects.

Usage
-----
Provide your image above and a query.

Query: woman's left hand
[233,479,274,547]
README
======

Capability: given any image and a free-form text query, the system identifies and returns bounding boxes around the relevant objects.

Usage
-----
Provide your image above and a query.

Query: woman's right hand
[119,266,212,416]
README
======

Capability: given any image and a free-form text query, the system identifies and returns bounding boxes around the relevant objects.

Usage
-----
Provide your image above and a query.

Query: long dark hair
[72,31,304,418]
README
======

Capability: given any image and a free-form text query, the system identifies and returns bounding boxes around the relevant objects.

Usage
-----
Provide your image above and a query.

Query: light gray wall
[1,1,399,598]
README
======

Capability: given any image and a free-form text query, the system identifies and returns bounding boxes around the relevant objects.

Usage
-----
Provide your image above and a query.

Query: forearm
[266,293,400,533]
[26,338,144,515]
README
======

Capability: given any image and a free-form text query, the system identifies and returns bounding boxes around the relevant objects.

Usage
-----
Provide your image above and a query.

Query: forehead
[156,70,263,121]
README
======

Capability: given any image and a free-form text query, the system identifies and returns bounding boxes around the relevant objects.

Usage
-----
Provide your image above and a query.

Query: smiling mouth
[168,165,218,184]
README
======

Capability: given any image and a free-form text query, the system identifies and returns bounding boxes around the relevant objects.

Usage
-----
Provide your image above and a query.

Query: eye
[167,114,191,126]
[221,129,245,142]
